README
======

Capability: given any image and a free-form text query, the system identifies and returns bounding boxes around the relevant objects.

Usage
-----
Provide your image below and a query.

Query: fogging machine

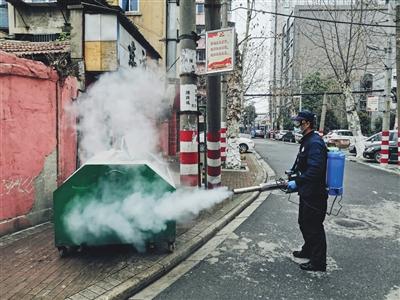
[232,169,297,194]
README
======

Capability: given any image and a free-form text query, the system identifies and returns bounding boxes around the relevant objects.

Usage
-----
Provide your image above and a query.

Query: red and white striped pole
[207,131,221,188]
[179,1,198,186]
[398,128,400,166]
[220,122,227,166]
[380,130,390,165]
[205,0,221,189]
[381,38,392,166]
[180,130,198,186]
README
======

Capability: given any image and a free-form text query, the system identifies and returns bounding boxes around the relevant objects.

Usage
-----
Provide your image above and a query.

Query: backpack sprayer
[232,150,346,216]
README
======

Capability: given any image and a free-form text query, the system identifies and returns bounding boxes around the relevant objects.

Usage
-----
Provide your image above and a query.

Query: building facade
[270,0,395,129]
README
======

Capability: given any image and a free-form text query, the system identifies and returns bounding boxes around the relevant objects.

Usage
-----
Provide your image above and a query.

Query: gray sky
[231,0,274,114]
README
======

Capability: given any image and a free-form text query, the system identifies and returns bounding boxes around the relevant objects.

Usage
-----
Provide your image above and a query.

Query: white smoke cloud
[64,186,232,251]
[72,65,170,162]
[64,66,232,251]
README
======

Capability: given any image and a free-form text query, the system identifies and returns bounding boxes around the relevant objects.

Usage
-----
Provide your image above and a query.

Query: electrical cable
[230,6,399,28]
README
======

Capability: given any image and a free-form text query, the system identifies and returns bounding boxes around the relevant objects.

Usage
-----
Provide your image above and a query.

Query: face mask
[299,121,309,135]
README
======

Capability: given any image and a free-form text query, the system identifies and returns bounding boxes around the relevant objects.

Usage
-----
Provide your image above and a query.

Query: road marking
[129,191,271,300]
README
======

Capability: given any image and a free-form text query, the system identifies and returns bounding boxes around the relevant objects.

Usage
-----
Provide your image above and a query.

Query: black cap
[291,110,315,123]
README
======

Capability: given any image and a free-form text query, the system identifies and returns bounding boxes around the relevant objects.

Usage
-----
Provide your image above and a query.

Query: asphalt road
[151,139,400,300]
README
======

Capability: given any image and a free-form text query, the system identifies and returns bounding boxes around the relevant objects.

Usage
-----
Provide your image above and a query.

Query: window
[342,131,353,136]
[0,0,7,29]
[369,134,381,142]
[389,132,398,142]
[283,0,290,8]
[196,3,204,14]
[196,25,205,35]
[196,49,205,62]
[122,0,139,12]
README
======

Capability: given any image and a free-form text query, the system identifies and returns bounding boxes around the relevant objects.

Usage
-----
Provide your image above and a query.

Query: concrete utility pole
[166,0,178,79]
[381,38,392,166]
[179,0,198,186]
[205,0,222,188]
[220,0,228,167]
[396,4,400,166]
[319,93,328,135]
[271,0,278,130]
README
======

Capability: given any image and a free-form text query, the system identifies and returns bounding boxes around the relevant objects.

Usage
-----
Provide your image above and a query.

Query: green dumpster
[53,152,176,257]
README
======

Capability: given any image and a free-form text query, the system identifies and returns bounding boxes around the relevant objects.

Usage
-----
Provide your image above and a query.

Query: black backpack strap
[291,144,304,172]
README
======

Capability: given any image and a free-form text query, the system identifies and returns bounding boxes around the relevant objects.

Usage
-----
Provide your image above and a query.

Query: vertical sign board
[205,28,235,75]
[180,48,197,112]
[367,96,379,112]
[180,84,197,111]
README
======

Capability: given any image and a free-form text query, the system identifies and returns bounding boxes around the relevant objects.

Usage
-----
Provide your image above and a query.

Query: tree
[297,1,392,157]
[301,72,340,132]
[358,111,372,136]
[226,49,244,169]
[242,104,257,130]
[225,0,265,169]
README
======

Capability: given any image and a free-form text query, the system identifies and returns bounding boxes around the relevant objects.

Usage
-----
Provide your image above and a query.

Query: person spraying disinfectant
[287,110,328,272]
[232,110,346,272]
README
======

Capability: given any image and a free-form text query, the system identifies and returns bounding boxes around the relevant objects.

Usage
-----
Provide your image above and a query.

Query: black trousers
[298,196,327,267]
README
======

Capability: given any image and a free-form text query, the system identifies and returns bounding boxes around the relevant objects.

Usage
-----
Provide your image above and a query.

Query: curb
[346,157,400,176]
[96,152,273,300]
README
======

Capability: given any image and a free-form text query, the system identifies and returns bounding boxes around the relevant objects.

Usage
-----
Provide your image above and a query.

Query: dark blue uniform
[293,130,328,268]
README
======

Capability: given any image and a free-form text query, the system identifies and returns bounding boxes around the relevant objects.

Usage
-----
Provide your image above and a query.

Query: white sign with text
[205,28,235,74]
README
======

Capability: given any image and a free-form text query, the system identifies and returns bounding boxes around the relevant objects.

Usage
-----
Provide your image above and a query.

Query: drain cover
[333,218,370,229]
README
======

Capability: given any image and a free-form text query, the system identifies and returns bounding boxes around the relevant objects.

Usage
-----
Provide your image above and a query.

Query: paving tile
[0,153,263,299]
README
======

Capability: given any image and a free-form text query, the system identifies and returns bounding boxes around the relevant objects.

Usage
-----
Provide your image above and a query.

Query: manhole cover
[333,218,370,229]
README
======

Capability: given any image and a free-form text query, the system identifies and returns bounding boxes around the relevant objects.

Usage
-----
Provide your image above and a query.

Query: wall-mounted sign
[367,95,379,112]
[180,84,197,111]
[205,27,235,74]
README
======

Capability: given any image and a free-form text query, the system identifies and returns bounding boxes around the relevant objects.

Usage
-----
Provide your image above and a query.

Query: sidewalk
[346,155,400,175]
[0,153,270,300]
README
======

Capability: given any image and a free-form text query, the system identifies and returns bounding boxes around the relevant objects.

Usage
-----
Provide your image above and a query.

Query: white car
[275,130,288,140]
[294,132,303,143]
[199,133,254,153]
[323,129,364,146]
[237,136,255,153]
[349,130,397,154]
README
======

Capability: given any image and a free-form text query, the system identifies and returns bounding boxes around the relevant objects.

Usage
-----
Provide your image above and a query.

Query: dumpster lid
[64,149,175,188]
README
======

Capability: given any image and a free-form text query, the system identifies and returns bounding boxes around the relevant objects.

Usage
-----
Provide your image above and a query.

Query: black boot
[299,262,326,272]
[292,250,310,259]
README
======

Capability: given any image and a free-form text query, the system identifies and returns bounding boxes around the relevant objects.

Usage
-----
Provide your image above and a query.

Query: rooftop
[0,40,70,56]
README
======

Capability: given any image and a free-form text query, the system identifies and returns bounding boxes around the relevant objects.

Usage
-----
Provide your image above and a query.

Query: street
[136,139,400,300]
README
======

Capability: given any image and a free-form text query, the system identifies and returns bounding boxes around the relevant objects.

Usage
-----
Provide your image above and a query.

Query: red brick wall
[0,51,78,236]
[58,77,78,184]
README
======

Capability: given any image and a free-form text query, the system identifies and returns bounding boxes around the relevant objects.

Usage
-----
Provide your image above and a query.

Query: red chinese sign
[205,28,235,74]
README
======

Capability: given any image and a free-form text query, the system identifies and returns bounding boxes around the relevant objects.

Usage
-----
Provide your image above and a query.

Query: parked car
[254,129,265,138]
[275,130,289,140]
[199,133,255,154]
[294,132,302,143]
[238,136,255,153]
[363,141,398,163]
[323,129,365,148]
[267,129,276,139]
[349,130,397,154]
[281,131,296,142]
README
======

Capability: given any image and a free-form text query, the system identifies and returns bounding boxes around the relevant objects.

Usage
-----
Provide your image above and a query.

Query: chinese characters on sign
[206,28,235,74]
[180,84,197,111]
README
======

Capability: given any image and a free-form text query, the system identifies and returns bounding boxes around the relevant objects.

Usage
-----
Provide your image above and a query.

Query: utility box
[53,151,176,257]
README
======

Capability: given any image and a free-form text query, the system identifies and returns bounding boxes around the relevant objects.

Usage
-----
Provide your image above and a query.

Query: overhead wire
[230,6,399,28]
